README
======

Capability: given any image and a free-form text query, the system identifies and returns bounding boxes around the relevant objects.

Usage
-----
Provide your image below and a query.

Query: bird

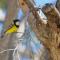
[4,19,20,34]
[1,18,26,38]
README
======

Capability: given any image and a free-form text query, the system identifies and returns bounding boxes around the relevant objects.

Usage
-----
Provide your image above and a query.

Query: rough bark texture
[42,4,60,60]
[28,4,60,60]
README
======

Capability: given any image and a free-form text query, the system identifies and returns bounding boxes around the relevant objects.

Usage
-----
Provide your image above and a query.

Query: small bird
[4,19,20,34]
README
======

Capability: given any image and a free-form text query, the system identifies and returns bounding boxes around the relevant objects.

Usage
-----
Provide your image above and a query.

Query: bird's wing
[5,25,17,34]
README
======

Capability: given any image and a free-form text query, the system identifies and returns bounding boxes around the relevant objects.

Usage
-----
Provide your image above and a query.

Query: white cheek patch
[16,22,20,26]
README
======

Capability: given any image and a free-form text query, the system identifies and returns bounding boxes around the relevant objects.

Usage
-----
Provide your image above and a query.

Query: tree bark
[28,4,60,60]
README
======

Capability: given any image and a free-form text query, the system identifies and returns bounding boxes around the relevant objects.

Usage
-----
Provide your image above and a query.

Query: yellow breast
[5,25,18,34]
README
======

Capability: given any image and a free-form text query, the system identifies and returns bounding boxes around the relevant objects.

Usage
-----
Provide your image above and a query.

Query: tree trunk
[28,4,60,60]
